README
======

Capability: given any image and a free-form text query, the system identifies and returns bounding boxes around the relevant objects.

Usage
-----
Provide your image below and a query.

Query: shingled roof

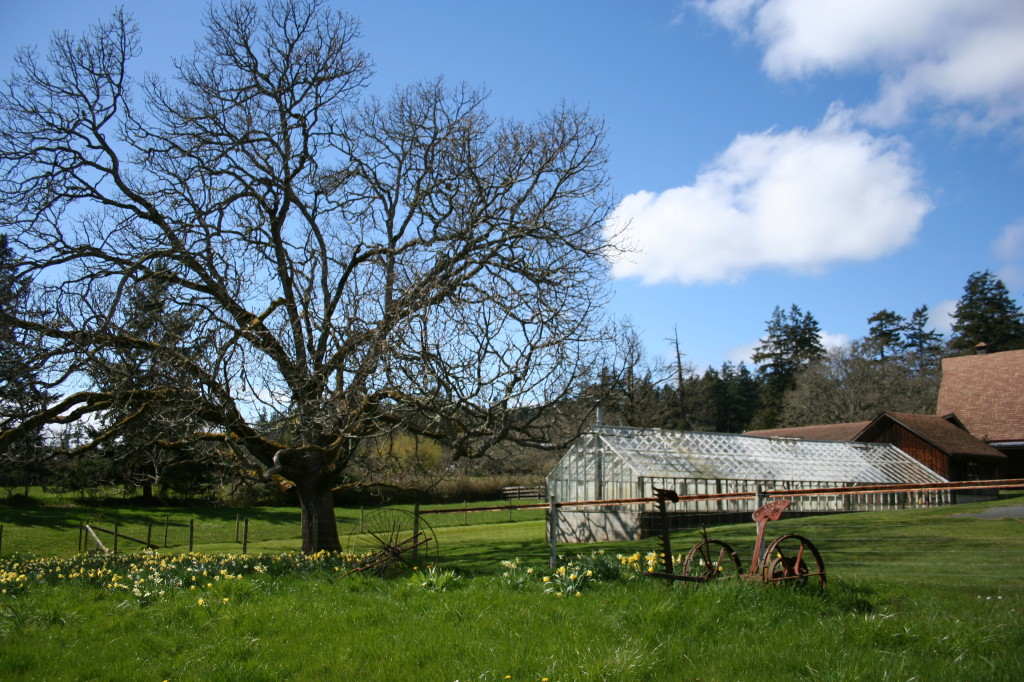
[856,412,1006,460]
[745,422,869,441]
[936,349,1024,444]
[745,411,1005,462]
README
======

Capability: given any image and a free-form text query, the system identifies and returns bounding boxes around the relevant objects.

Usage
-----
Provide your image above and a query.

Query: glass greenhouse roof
[584,426,946,485]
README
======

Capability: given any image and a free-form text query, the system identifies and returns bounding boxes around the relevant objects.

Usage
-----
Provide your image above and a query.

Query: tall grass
[1,571,1020,680]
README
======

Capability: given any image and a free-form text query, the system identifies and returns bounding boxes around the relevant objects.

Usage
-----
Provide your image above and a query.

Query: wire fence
[1,479,1022,590]
[0,499,550,558]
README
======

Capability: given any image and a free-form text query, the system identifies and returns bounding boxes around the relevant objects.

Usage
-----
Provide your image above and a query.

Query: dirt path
[955,503,1024,519]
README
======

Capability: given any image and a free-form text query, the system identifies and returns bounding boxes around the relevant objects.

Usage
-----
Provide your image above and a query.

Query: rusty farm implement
[645,488,826,589]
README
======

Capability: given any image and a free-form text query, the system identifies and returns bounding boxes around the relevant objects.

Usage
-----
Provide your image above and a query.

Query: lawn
[0,492,1022,680]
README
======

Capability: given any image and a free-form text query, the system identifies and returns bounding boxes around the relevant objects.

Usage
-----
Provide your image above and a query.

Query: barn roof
[582,426,946,485]
[856,412,1007,460]
[745,422,870,441]
[937,349,1024,444]
[747,412,1006,461]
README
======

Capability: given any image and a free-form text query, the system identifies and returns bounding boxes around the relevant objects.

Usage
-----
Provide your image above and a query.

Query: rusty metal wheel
[346,508,438,577]
[681,539,742,582]
[762,534,826,589]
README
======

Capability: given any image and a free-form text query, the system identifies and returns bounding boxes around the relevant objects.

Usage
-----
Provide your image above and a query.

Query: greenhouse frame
[547,425,949,543]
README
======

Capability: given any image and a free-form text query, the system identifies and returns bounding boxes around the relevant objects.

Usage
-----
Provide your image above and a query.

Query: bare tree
[781,341,939,427]
[0,0,616,550]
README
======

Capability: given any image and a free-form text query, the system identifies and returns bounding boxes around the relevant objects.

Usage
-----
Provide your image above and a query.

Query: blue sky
[3,0,1023,372]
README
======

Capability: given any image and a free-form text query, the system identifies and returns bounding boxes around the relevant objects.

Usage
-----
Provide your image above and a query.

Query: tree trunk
[295,473,342,553]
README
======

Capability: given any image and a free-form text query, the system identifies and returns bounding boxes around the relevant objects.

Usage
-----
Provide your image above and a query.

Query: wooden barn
[748,411,1007,483]
[937,347,1024,478]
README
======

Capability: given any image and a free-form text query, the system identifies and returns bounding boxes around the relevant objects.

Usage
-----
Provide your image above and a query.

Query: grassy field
[1,492,1022,680]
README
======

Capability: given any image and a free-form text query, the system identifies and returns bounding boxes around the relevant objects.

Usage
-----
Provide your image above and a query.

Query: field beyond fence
[1,488,1023,680]
[1,486,1023,588]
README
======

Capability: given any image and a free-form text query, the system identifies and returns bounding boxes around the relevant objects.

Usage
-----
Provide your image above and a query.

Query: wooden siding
[869,422,950,479]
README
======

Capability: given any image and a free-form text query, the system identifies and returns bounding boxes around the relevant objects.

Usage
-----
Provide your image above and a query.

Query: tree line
[592,269,1024,433]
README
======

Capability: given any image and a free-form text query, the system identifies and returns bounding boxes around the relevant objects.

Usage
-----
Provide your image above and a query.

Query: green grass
[0,571,1021,680]
[0,491,548,557]
[0,492,1022,679]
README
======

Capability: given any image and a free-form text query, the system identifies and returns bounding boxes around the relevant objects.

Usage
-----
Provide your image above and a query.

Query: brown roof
[856,412,1006,460]
[936,349,1024,443]
[746,412,1005,461]
[744,422,870,441]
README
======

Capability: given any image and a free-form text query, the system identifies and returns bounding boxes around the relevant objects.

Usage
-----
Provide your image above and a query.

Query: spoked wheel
[762,534,826,589]
[346,509,438,578]
[681,539,743,583]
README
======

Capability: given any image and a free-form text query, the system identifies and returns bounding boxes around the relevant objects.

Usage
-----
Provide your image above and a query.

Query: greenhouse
[547,425,949,543]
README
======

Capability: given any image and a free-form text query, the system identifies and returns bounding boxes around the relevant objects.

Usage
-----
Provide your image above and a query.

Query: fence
[501,485,546,500]
[0,498,550,558]
[2,479,1022,573]
[0,510,306,558]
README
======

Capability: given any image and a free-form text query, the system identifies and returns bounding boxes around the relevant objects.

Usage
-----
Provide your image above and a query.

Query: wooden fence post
[164,517,169,547]
[242,518,249,555]
[0,524,4,556]
[508,497,513,522]
[78,522,83,553]
[113,522,119,554]
[146,521,153,548]
[548,496,558,572]
[188,519,195,553]
[84,525,107,553]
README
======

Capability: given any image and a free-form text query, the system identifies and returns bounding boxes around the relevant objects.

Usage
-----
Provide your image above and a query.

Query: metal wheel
[681,539,742,582]
[346,508,438,577]
[762,534,826,589]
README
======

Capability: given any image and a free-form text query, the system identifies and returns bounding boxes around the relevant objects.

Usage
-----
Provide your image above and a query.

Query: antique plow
[644,488,826,589]
[345,509,438,578]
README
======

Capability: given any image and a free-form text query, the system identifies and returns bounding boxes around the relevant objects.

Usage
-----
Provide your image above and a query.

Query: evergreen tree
[0,234,49,486]
[85,269,213,499]
[714,361,761,433]
[949,270,1024,353]
[865,309,906,360]
[686,367,722,432]
[903,305,944,374]
[751,305,825,428]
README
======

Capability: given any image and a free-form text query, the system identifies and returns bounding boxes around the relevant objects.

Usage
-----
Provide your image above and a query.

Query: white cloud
[993,221,1024,291]
[727,339,759,366]
[931,299,957,336]
[606,107,931,284]
[696,0,1024,131]
[819,330,849,350]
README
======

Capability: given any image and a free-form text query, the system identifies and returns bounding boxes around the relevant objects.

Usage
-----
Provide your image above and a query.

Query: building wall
[868,423,951,478]
[547,477,953,545]
[551,507,641,543]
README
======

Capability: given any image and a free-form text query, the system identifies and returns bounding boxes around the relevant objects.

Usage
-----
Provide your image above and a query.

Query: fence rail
[501,485,546,500]
[2,479,1022,565]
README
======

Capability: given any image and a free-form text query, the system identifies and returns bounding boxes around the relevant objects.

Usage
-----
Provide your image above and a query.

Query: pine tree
[949,271,1024,354]
[715,361,761,433]
[865,309,906,360]
[85,269,211,499]
[903,305,944,374]
[751,305,825,428]
[0,234,49,485]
